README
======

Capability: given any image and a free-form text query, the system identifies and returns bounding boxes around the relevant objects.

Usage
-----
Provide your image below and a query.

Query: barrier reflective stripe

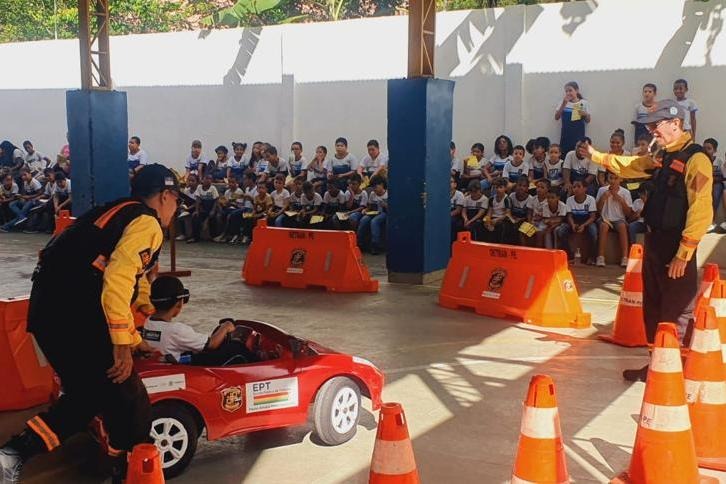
[689,329,722,353]
[650,347,683,373]
[619,291,643,308]
[370,440,417,475]
[685,379,726,405]
[639,402,691,432]
[519,406,559,439]
[626,258,642,273]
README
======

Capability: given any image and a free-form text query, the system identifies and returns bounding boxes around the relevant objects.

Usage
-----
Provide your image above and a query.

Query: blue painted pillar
[386,78,454,284]
[66,90,130,215]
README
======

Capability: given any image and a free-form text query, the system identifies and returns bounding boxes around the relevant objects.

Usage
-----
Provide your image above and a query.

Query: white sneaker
[706,223,717,233]
[177,211,190,219]
[241,236,250,245]
[720,222,726,232]
[174,234,186,241]
[0,445,23,483]
[212,234,226,243]
[620,257,628,268]
[228,235,239,245]
[596,256,606,267]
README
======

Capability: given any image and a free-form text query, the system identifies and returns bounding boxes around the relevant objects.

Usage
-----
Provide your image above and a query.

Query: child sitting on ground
[267,174,290,224]
[340,173,368,230]
[450,176,465,242]
[462,179,488,241]
[485,177,515,243]
[502,145,529,188]
[322,182,348,229]
[628,181,653,247]
[357,176,388,254]
[461,143,491,192]
[188,174,219,243]
[212,177,245,243]
[185,140,205,179]
[509,176,532,245]
[557,180,597,263]
[276,176,304,227]
[544,144,564,193]
[297,181,323,228]
[536,188,566,249]
[595,172,633,267]
[239,180,272,244]
[527,137,549,184]
[143,276,273,366]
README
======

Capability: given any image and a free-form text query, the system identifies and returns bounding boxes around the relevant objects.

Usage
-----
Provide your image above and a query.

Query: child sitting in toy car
[142,276,274,366]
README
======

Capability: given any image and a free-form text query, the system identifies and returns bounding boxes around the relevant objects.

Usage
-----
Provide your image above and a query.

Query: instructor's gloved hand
[107,344,134,384]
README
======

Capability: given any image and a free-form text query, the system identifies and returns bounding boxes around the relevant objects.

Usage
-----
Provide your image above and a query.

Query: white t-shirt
[463,194,488,214]
[323,191,348,210]
[489,194,510,218]
[676,98,698,131]
[502,160,530,183]
[451,157,463,175]
[185,154,205,173]
[542,200,567,218]
[596,186,633,222]
[632,198,645,223]
[54,180,72,196]
[301,192,323,210]
[345,189,368,208]
[489,154,511,175]
[529,156,546,179]
[306,159,328,181]
[271,188,291,208]
[563,151,597,179]
[465,156,487,177]
[195,185,219,201]
[450,190,465,209]
[24,151,47,175]
[288,191,304,210]
[242,186,258,210]
[1,182,19,198]
[509,192,532,218]
[329,153,358,172]
[633,102,654,124]
[43,181,57,198]
[368,191,388,211]
[142,320,208,361]
[23,178,43,196]
[128,149,149,165]
[223,188,245,206]
[288,156,307,177]
[565,194,597,224]
[545,159,564,186]
[264,159,290,176]
[527,196,547,219]
[360,153,388,176]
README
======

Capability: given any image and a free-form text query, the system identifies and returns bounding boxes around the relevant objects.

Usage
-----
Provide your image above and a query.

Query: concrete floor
[1,232,725,483]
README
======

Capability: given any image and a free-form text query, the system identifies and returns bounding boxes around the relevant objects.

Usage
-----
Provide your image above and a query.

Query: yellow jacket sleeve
[101,215,163,346]
[590,151,656,179]
[132,272,155,316]
[677,152,713,261]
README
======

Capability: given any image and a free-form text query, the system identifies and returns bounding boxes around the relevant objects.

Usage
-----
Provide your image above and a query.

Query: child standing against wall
[673,79,698,139]
[703,138,724,232]
[555,81,591,156]
[632,83,657,145]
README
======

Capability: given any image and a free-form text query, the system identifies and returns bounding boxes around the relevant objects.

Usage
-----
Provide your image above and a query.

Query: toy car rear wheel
[313,377,361,446]
[150,402,199,479]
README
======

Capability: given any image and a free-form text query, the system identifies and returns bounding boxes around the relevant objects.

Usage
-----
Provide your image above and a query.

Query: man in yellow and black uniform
[585,99,713,382]
[0,164,180,483]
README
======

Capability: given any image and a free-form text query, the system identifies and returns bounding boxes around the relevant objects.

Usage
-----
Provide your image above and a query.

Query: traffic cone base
[126,443,165,484]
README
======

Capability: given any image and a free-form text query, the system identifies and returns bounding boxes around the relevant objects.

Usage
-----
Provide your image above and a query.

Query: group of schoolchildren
[171,138,390,254]
[0,140,72,234]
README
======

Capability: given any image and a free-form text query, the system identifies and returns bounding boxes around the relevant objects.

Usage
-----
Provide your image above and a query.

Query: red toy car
[131,320,383,478]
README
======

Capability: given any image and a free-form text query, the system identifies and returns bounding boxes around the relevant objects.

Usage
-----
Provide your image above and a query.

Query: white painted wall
[1,0,724,169]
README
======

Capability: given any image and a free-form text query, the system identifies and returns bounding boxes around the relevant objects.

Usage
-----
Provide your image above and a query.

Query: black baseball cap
[131,163,179,198]
[639,99,686,125]
[150,276,190,309]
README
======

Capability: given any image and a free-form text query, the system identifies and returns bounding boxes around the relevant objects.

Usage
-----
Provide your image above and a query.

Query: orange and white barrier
[242,220,378,293]
[612,323,717,484]
[369,403,419,484]
[126,443,165,483]
[0,297,56,411]
[600,244,648,347]
[511,374,569,484]
[684,305,726,471]
[439,233,590,328]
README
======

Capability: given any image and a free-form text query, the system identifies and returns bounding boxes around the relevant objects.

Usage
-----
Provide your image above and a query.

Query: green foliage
[205,0,287,28]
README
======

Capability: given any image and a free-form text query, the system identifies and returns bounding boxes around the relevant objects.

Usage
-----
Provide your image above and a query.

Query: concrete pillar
[386,78,455,284]
[66,90,129,215]
[280,74,295,151]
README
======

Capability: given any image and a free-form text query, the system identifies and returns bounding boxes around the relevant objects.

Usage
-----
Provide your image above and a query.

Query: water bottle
[574,248,582,265]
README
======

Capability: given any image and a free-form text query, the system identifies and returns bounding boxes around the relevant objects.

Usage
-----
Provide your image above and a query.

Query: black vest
[28,199,161,332]
[643,143,704,233]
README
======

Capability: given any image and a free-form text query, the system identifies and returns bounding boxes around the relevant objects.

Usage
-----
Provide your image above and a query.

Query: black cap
[131,163,179,198]
[150,276,190,308]
[639,99,686,125]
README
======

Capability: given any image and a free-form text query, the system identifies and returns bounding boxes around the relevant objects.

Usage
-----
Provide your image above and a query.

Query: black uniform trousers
[28,296,151,454]
[642,231,698,344]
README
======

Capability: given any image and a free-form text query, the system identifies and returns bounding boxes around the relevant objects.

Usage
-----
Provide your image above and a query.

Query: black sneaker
[622,364,649,382]
[0,445,24,483]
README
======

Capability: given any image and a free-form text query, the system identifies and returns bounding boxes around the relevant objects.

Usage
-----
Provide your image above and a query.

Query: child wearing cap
[143,276,268,365]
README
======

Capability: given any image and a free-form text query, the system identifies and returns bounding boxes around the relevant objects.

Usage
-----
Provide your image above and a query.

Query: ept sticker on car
[245,377,299,413]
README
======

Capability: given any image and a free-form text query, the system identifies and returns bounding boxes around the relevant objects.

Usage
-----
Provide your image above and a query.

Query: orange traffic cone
[710,280,726,375]
[611,323,717,484]
[511,374,569,484]
[126,443,165,484]
[697,263,720,303]
[369,403,419,484]
[684,305,726,471]
[600,244,648,347]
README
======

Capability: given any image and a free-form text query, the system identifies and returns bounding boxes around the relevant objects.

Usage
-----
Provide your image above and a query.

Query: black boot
[0,429,46,483]
[622,364,649,382]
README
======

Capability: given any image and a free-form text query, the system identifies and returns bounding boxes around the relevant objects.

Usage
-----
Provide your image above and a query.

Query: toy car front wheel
[150,402,199,479]
[313,377,361,445]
